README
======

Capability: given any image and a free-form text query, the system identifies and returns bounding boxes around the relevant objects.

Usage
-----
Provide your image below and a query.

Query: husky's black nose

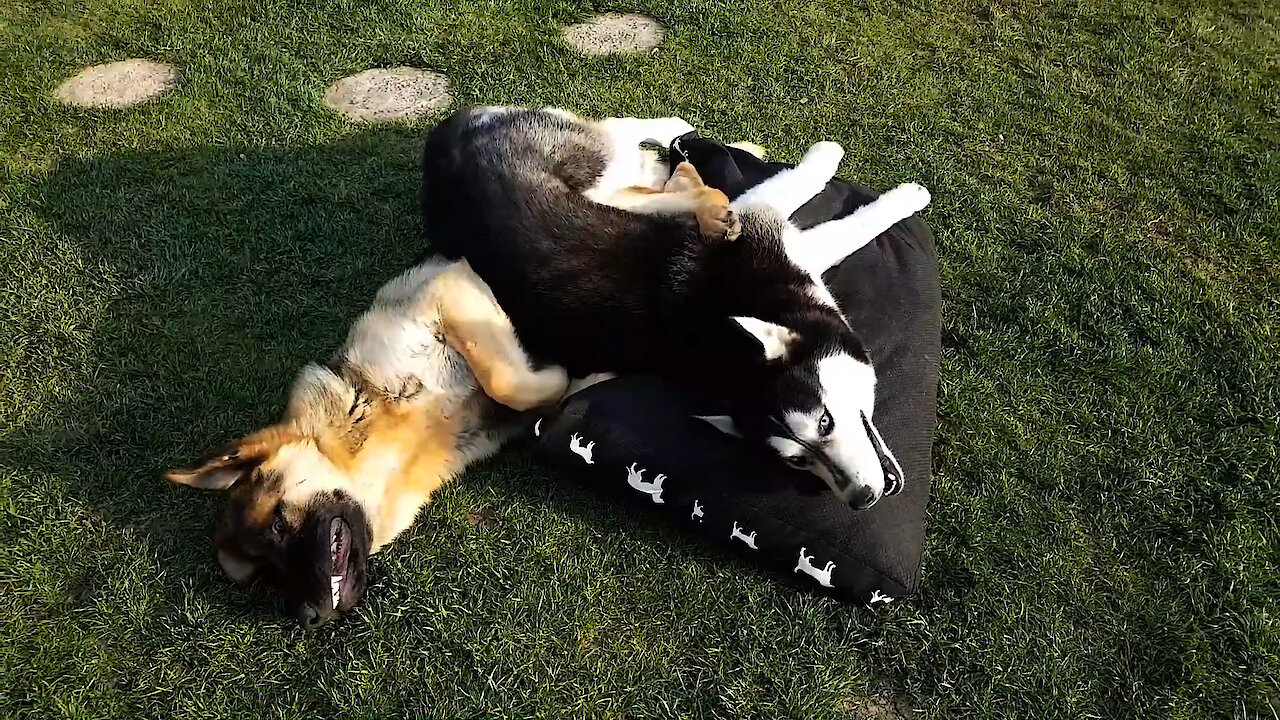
[851,487,880,511]
[299,603,330,629]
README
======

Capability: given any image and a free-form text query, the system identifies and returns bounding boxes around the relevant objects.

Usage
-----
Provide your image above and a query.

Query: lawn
[1,0,1277,717]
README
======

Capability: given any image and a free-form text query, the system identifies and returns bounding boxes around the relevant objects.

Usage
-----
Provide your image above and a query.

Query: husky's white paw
[727,141,767,159]
[884,182,931,214]
[566,372,617,396]
[801,141,845,172]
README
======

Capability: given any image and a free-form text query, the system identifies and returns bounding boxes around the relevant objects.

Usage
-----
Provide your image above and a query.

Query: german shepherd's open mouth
[328,517,352,607]
[286,495,372,629]
[321,513,369,620]
[168,258,571,628]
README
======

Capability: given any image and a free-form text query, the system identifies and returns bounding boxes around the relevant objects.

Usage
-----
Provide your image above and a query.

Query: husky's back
[420,107,710,377]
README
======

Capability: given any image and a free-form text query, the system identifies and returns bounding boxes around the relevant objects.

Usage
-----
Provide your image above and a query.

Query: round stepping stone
[55,59,179,109]
[323,67,451,123]
[562,13,665,55]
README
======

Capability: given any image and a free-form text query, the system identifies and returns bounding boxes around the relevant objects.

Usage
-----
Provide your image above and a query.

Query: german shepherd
[166,118,736,628]
[166,259,571,628]
[421,107,931,509]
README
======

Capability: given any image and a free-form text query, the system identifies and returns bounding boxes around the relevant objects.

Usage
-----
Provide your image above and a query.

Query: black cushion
[527,134,940,605]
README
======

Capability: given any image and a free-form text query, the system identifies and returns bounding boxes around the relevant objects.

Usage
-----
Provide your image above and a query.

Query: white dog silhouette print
[794,547,835,587]
[691,500,704,521]
[624,463,666,503]
[729,521,758,550]
[568,433,595,464]
[868,589,894,606]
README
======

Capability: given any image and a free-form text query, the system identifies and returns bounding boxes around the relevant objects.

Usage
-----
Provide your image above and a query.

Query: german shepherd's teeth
[169,255,551,624]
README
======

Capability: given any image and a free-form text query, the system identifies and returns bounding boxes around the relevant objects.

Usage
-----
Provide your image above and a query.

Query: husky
[420,107,931,509]
[166,259,572,628]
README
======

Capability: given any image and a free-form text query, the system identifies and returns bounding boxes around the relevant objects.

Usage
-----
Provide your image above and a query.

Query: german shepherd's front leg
[605,162,740,242]
[429,262,570,411]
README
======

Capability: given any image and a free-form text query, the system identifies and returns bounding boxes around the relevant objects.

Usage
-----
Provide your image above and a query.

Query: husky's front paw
[801,141,845,175]
[696,189,740,242]
[884,182,931,214]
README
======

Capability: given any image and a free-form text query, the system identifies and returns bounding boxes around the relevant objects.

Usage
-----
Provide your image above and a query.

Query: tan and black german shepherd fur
[167,120,737,628]
[166,259,572,628]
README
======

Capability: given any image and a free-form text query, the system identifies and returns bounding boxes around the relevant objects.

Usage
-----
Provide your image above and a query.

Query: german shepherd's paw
[696,188,740,242]
[664,161,705,193]
[529,365,571,407]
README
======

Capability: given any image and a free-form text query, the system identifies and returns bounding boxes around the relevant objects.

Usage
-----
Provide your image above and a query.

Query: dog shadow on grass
[8,128,452,624]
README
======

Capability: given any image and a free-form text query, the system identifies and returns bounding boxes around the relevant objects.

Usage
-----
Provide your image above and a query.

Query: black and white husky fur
[421,107,931,509]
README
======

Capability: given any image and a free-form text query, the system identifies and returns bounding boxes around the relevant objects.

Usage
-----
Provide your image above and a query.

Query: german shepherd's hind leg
[430,262,570,411]
[604,162,740,242]
[670,162,739,241]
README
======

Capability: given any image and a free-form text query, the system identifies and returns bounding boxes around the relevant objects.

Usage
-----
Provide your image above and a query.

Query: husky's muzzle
[773,411,904,509]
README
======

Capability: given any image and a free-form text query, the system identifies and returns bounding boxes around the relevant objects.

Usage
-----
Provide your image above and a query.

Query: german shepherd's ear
[285,364,357,434]
[165,425,298,490]
[166,448,256,490]
[731,316,799,361]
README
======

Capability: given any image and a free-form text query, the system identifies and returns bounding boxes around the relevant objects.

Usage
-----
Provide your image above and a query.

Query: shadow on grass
[6,128,456,623]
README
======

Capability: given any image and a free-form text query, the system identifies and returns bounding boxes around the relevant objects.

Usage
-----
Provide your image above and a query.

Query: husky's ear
[731,316,799,361]
[286,363,357,433]
[166,425,299,490]
[693,415,743,437]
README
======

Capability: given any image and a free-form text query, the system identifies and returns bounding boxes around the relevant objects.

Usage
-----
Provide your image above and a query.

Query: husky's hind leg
[584,116,696,201]
[596,116,696,151]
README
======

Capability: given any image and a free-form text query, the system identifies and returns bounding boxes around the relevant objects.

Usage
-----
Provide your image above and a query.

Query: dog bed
[527,134,940,605]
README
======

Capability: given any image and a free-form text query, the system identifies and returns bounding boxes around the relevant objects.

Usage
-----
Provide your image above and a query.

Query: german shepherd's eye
[818,409,834,438]
[271,516,289,538]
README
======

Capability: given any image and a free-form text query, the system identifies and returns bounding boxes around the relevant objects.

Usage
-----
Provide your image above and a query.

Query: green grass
[2,0,1277,716]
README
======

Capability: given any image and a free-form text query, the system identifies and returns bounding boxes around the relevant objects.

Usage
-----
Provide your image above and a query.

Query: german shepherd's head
[167,366,375,629]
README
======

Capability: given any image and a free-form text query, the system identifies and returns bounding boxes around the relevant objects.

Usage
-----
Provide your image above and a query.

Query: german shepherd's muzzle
[233,491,373,629]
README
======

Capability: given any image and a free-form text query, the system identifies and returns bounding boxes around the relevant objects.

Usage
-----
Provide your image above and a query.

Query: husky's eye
[783,454,811,469]
[818,409,835,437]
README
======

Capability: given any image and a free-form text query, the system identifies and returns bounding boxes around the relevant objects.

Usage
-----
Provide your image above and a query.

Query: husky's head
[166,366,375,629]
[692,139,929,509]
[702,315,905,509]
